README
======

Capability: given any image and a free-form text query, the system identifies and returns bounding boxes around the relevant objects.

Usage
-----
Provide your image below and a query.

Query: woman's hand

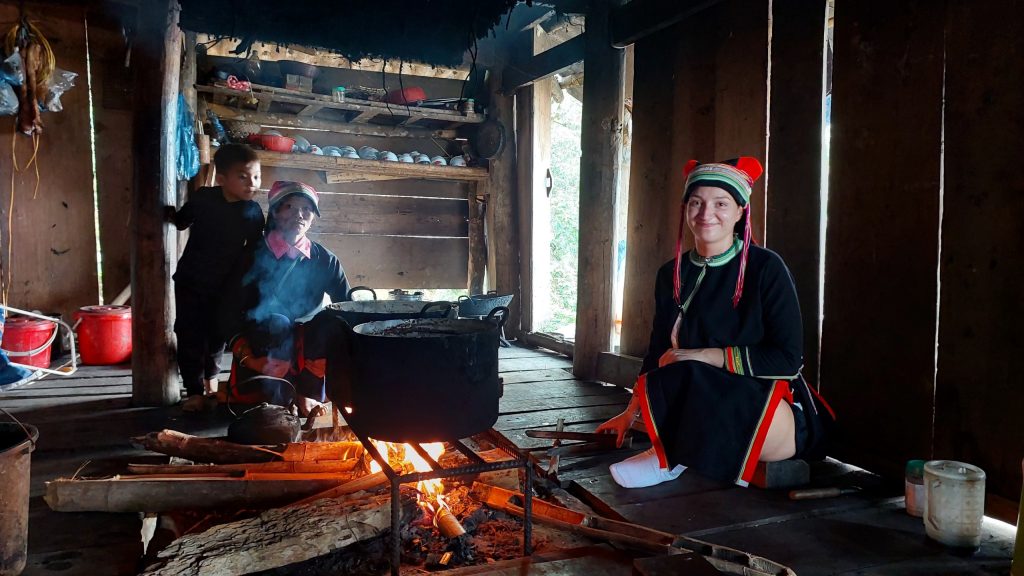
[596,409,637,448]
[658,347,726,368]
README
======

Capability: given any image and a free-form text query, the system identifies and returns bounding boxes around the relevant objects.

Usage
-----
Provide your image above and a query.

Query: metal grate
[352,428,533,576]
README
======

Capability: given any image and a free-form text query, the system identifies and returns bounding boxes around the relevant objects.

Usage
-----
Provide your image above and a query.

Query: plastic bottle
[905,459,925,517]
[333,86,346,103]
[205,109,228,144]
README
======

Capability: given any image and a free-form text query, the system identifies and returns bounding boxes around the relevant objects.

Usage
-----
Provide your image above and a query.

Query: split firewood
[130,429,363,464]
[45,474,356,513]
[141,491,417,576]
[126,459,361,476]
[285,471,388,508]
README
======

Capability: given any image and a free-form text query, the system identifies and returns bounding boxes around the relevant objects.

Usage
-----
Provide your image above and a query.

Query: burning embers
[367,440,465,538]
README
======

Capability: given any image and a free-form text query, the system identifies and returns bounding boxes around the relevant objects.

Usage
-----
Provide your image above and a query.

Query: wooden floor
[0,345,1015,575]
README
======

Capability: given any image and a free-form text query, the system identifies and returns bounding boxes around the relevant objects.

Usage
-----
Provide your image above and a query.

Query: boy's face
[218,161,261,202]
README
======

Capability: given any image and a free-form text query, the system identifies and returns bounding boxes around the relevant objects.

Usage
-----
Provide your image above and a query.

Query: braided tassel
[672,201,688,306]
[732,205,754,308]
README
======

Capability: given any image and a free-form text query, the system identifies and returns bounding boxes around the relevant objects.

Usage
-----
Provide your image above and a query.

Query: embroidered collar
[266,230,311,260]
[689,236,743,267]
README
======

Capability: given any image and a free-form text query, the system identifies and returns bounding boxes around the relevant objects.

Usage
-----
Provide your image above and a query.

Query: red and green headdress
[673,157,764,308]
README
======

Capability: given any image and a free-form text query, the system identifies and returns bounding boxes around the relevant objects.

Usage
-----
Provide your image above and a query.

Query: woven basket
[223,120,261,141]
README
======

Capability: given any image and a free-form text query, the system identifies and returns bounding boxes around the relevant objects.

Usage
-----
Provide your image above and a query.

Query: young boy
[168,144,265,411]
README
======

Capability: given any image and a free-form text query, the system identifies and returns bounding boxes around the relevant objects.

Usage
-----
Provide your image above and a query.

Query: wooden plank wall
[87,11,134,303]
[934,0,1024,503]
[257,155,470,290]
[765,0,827,382]
[619,2,764,360]
[0,5,97,320]
[819,0,945,478]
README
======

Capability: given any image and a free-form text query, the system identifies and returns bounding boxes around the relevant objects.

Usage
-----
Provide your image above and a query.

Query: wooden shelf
[197,82,485,131]
[255,150,488,183]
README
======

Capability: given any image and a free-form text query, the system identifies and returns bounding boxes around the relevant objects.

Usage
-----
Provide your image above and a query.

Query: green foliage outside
[538,96,583,334]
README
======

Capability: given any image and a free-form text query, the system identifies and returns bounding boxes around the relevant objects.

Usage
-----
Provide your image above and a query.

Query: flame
[366,439,450,518]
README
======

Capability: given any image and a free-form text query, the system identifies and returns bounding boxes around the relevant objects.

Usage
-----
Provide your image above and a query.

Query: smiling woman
[596,157,836,489]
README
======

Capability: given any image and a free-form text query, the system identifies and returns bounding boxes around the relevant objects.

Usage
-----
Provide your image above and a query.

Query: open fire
[367,440,464,536]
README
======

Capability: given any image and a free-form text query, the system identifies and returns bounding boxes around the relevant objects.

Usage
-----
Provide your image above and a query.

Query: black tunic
[172,186,265,294]
[638,244,835,486]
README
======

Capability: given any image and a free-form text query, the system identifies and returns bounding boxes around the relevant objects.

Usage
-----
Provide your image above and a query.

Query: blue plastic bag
[176,93,200,181]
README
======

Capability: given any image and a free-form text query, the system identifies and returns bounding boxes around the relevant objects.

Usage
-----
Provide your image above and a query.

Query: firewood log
[140,491,417,576]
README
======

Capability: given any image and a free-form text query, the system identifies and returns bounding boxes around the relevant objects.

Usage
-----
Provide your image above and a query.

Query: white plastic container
[923,460,986,549]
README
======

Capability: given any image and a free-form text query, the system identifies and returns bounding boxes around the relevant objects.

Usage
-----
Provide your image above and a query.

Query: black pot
[326,308,508,443]
[325,287,455,326]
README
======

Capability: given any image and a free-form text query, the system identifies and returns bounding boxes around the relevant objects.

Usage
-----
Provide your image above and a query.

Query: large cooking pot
[326,308,508,443]
[325,287,455,326]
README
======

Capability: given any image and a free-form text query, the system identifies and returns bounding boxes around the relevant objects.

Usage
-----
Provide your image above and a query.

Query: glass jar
[462,98,475,114]
[332,86,346,103]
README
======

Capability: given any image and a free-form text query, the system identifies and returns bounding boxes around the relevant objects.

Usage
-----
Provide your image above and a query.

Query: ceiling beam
[500,32,585,94]
[610,0,723,48]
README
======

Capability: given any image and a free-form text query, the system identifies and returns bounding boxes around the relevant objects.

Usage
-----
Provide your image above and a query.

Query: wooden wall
[933,0,1024,504]
[0,4,96,320]
[256,141,472,290]
[820,0,945,479]
[620,1,769,359]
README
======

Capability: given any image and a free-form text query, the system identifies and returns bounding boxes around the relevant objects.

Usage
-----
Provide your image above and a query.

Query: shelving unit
[197,82,485,129]
[255,150,489,183]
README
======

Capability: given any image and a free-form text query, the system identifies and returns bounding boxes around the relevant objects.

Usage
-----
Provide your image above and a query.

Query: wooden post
[515,81,535,333]
[131,0,182,406]
[820,0,944,478]
[467,183,486,294]
[573,0,625,379]
[765,0,827,382]
[935,0,1024,504]
[483,69,521,330]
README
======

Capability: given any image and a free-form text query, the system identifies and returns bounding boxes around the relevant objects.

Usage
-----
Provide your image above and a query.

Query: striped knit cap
[268,180,321,217]
[674,157,764,308]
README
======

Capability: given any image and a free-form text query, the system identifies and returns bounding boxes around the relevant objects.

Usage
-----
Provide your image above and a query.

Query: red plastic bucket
[75,305,132,365]
[2,316,57,369]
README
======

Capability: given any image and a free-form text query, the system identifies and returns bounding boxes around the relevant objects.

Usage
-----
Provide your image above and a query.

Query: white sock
[609,447,686,488]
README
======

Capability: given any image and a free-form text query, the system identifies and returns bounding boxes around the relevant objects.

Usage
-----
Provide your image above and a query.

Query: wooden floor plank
[702,504,1013,576]
[495,404,625,432]
[500,368,577,384]
[499,356,574,372]
[501,380,626,401]
[500,392,628,415]
[498,346,561,359]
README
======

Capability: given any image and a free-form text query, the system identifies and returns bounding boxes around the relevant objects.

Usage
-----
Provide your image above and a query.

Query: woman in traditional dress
[596,157,834,488]
[224,181,351,419]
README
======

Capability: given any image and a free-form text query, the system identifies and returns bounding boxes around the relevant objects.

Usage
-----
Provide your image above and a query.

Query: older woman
[597,157,835,488]
[226,181,350,418]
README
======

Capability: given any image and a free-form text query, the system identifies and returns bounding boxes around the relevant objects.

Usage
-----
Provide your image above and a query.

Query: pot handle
[486,306,509,329]
[348,286,377,301]
[420,301,455,316]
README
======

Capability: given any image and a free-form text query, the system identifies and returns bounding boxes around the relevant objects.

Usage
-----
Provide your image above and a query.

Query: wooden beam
[515,34,537,332]
[935,0,1024,503]
[596,352,641,387]
[573,0,625,379]
[517,331,574,358]
[44,476,352,513]
[501,33,586,94]
[205,103,457,139]
[820,0,944,479]
[130,0,181,406]
[483,69,522,330]
[610,0,723,48]
[765,0,827,383]
[468,186,487,294]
